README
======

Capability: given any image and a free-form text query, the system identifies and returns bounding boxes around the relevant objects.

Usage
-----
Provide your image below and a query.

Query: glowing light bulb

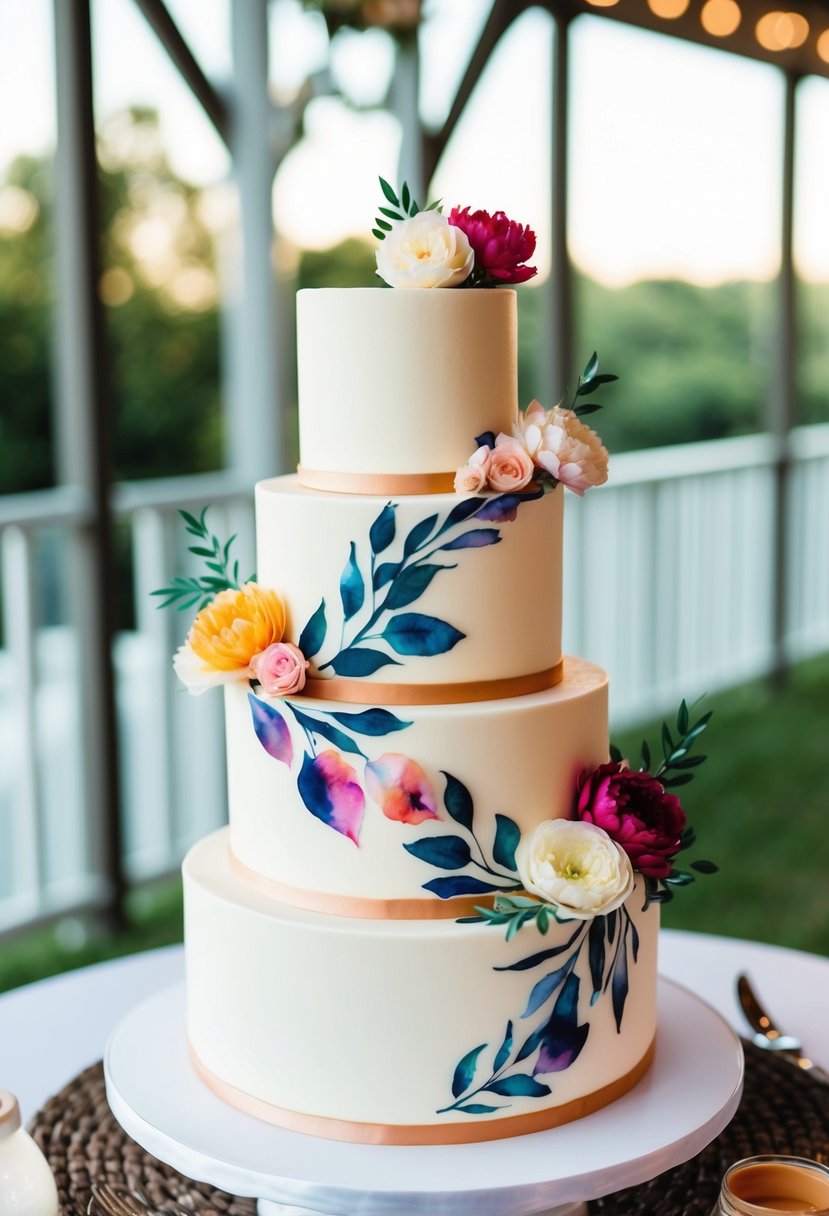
[648,0,690,15]
[701,0,742,36]
[755,10,809,50]
[818,28,829,62]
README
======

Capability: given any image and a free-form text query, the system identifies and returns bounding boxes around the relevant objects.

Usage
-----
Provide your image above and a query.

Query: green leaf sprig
[372,177,441,241]
[563,351,619,419]
[151,508,254,612]
[463,894,562,941]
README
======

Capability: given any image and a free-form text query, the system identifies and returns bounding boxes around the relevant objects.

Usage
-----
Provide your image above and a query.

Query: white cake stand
[104,978,743,1216]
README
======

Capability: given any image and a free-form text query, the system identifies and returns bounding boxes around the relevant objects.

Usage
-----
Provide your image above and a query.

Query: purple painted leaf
[248,692,293,767]
[532,973,590,1076]
[476,487,543,522]
[439,529,501,551]
[296,749,365,845]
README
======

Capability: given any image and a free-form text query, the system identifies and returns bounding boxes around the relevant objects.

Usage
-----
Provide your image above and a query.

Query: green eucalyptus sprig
[463,894,562,942]
[562,351,619,419]
[151,508,254,612]
[372,177,441,241]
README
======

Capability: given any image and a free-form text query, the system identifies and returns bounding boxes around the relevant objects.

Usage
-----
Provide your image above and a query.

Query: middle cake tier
[226,656,608,912]
[256,475,563,696]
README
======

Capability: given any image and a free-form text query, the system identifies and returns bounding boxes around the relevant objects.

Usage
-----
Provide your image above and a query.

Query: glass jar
[714,1156,829,1215]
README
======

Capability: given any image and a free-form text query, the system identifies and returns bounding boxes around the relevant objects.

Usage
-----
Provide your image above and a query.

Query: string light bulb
[755,10,809,50]
[648,0,690,16]
[701,0,742,36]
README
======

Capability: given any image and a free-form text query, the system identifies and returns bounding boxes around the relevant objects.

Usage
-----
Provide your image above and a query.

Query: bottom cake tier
[183,828,659,1146]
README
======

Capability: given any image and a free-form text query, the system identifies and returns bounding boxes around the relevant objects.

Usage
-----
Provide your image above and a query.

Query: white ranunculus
[516,819,634,920]
[375,211,474,289]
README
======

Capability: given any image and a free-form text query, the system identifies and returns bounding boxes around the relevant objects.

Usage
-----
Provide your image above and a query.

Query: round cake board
[104,978,743,1216]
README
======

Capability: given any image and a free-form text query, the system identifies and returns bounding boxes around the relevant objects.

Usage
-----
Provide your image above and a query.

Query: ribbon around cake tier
[300,659,564,706]
[296,465,457,495]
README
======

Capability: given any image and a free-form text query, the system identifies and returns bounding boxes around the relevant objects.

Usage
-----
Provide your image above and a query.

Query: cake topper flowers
[373,178,536,289]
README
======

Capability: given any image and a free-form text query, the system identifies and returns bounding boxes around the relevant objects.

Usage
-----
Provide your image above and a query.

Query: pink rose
[448,206,537,285]
[250,642,309,696]
[487,434,534,492]
[574,761,686,879]
[454,445,491,494]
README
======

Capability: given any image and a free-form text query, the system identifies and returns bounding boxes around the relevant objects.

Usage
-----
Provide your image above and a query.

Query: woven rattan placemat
[29,1043,828,1216]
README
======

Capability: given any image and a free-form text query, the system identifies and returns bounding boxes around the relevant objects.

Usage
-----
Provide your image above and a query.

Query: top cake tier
[296,288,517,490]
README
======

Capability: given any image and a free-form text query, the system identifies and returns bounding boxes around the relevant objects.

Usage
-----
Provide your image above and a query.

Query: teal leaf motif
[611,940,629,1032]
[456,1103,499,1115]
[452,1043,486,1098]
[436,497,487,535]
[330,708,411,736]
[248,693,293,767]
[493,1020,513,1073]
[588,915,606,1001]
[522,958,575,1019]
[340,542,365,622]
[403,514,438,557]
[442,771,474,831]
[369,503,396,555]
[439,529,501,551]
[495,924,584,972]
[382,613,465,657]
[403,836,472,870]
[385,564,452,610]
[423,875,500,899]
[492,815,520,872]
[373,561,401,590]
[485,1075,551,1098]
[297,598,326,660]
[289,707,365,758]
[328,649,401,677]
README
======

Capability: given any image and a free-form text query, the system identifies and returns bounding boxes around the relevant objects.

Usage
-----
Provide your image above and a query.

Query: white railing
[1,426,828,934]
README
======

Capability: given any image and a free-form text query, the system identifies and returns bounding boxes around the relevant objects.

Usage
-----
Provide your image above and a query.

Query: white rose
[375,211,474,289]
[515,819,634,920]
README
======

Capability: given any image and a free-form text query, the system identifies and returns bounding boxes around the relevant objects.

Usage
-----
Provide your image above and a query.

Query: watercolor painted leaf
[365,754,438,825]
[328,649,402,677]
[522,959,574,1019]
[611,937,629,1031]
[290,707,365,757]
[373,560,402,590]
[423,875,501,899]
[492,814,521,872]
[296,750,365,845]
[630,917,640,963]
[436,496,487,536]
[339,542,365,622]
[514,1024,545,1065]
[439,529,501,551]
[441,771,474,831]
[382,613,465,657]
[297,598,327,661]
[494,923,584,972]
[248,693,294,767]
[493,1020,514,1073]
[403,835,472,870]
[384,563,451,611]
[588,915,607,1003]
[456,1103,500,1115]
[403,514,438,557]
[452,1043,487,1098]
[330,708,411,736]
[533,974,590,1076]
[475,489,542,523]
[485,1075,551,1098]
[369,503,396,555]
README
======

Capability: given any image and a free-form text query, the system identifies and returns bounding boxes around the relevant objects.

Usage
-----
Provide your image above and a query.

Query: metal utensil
[88,1183,150,1216]
[737,973,829,1083]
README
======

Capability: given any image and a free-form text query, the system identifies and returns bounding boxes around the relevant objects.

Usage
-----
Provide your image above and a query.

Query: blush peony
[515,819,634,920]
[375,211,473,289]
[250,641,309,696]
[513,403,608,496]
[575,762,686,879]
[487,434,535,492]
[448,206,537,285]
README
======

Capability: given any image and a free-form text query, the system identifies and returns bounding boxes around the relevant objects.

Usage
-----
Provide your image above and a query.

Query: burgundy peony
[448,206,537,285]
[574,762,686,879]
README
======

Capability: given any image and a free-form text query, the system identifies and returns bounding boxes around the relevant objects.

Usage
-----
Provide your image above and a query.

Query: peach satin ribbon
[296,466,457,496]
[300,659,564,707]
[189,1039,656,1146]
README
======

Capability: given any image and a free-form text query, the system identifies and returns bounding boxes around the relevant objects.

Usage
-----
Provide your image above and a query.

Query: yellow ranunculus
[174,583,286,694]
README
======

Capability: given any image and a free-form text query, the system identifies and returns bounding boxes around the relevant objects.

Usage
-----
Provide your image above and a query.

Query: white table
[2,929,828,1126]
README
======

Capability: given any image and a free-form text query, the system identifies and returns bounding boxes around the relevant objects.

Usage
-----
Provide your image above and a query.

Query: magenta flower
[364,754,439,825]
[448,206,537,285]
[574,762,686,879]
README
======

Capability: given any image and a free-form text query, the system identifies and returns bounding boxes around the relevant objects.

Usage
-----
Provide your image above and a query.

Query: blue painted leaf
[404,835,472,870]
[476,488,543,522]
[331,708,411,736]
[474,430,496,450]
[493,1020,513,1073]
[485,1075,551,1098]
[436,497,486,536]
[441,771,474,830]
[588,915,606,1000]
[533,974,590,1076]
[328,649,401,677]
[456,1103,499,1115]
[611,937,629,1032]
[382,613,465,657]
[607,909,617,945]
[630,918,640,962]
[374,561,401,590]
[339,542,365,622]
[522,957,576,1019]
[514,1023,546,1064]
[296,750,365,845]
[248,693,294,767]
[439,529,501,551]
[290,707,365,758]
[492,815,520,872]
[369,503,396,555]
[423,875,501,899]
[297,598,326,660]
[495,923,584,972]
[452,1043,486,1098]
[403,514,438,557]
[385,563,451,610]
